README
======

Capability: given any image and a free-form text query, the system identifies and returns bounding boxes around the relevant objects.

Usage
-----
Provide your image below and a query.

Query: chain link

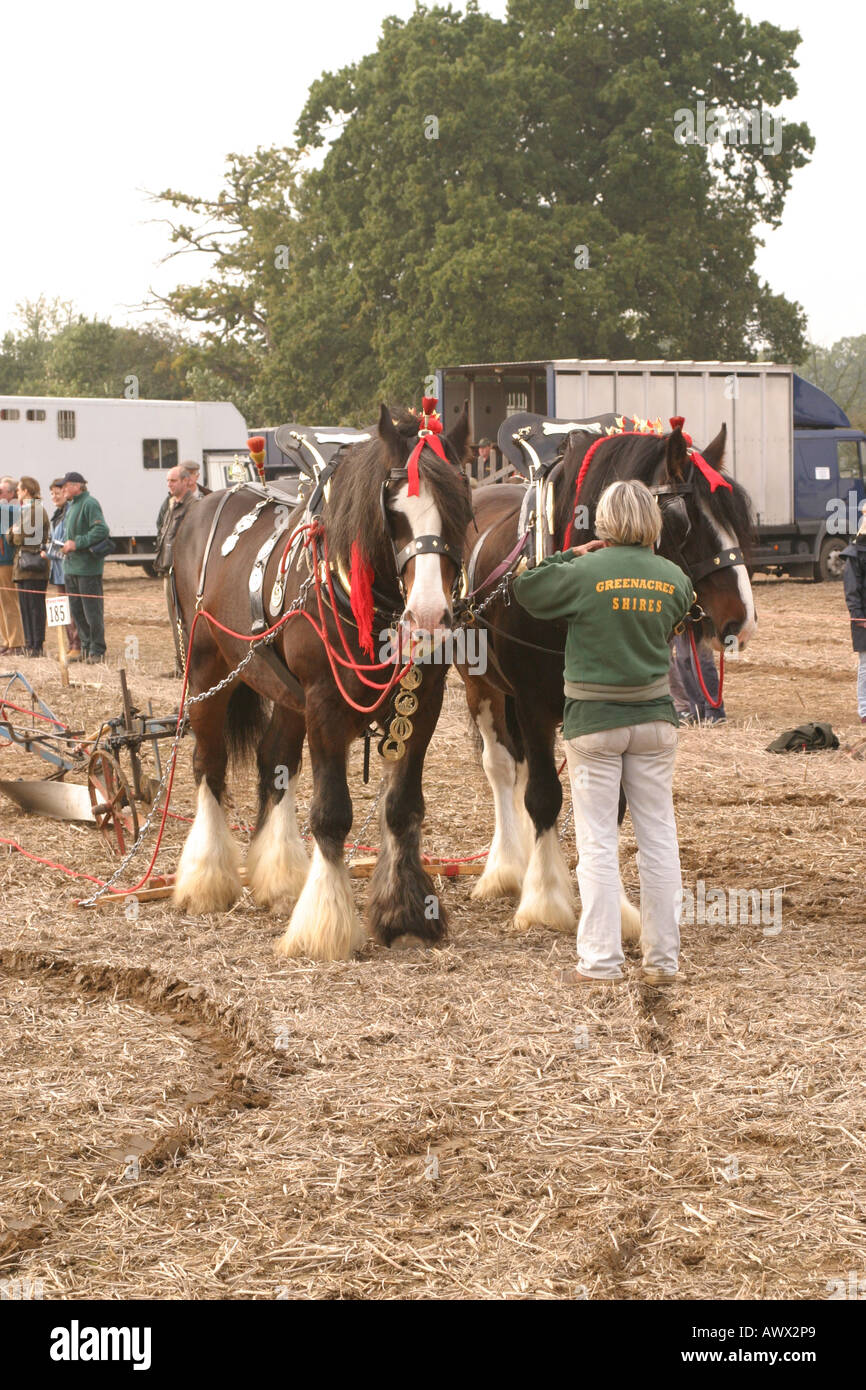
[79,578,314,907]
[345,778,384,865]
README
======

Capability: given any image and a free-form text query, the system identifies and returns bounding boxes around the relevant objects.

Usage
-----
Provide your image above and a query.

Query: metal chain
[345,777,384,865]
[79,577,314,907]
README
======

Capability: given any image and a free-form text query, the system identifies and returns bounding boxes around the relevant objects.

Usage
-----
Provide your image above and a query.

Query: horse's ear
[377,403,401,459]
[663,422,689,481]
[446,399,471,464]
[702,422,728,470]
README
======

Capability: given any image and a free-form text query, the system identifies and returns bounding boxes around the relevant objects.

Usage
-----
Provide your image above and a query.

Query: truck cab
[791,428,866,577]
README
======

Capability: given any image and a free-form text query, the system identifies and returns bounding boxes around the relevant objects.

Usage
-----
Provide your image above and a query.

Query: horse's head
[376,402,473,640]
[655,422,757,651]
[323,401,473,652]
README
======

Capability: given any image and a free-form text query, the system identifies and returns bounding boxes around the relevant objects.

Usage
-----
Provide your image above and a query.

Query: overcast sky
[0,0,857,351]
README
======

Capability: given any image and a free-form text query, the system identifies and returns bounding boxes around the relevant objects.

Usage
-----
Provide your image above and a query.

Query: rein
[687,626,725,710]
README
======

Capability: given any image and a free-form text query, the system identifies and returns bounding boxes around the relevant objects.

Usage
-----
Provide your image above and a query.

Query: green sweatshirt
[512,544,695,736]
[62,490,110,576]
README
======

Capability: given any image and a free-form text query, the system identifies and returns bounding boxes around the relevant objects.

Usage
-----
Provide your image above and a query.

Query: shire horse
[171,404,473,960]
[459,416,757,934]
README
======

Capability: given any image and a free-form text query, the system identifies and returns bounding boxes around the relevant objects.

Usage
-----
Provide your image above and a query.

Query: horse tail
[225,681,269,769]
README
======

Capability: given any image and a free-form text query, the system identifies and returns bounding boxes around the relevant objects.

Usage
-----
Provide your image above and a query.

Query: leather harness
[186,428,468,705]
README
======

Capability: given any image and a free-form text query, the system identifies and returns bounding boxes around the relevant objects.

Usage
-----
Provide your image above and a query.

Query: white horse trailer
[0,396,248,565]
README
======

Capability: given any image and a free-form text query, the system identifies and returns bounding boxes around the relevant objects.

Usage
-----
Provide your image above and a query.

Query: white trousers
[565,720,682,979]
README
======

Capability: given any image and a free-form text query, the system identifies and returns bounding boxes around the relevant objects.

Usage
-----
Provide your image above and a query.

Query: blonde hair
[595,479,662,547]
[19,475,40,499]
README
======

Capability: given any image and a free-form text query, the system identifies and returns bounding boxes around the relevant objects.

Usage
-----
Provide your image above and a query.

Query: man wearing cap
[60,472,110,663]
[476,437,494,481]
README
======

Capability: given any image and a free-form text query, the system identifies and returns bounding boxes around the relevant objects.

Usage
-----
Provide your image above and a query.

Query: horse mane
[323,407,472,576]
[555,429,755,555]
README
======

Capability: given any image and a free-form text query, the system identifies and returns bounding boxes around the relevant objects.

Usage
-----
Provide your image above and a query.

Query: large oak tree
[156,0,813,423]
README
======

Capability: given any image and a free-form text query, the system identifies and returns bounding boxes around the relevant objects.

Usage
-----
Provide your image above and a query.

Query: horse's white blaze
[246,781,309,909]
[472,700,529,900]
[390,480,450,632]
[698,499,757,647]
[513,827,575,932]
[275,846,367,961]
[174,780,241,913]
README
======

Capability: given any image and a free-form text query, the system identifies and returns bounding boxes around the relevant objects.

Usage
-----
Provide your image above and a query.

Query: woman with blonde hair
[513,478,695,985]
[7,476,50,657]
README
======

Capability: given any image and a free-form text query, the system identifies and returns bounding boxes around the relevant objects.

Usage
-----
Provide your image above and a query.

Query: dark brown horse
[458,418,757,933]
[171,405,473,960]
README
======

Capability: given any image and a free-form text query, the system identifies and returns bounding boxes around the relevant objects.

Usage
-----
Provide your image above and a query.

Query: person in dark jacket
[842,510,866,723]
[44,478,81,656]
[60,472,110,663]
[7,477,50,656]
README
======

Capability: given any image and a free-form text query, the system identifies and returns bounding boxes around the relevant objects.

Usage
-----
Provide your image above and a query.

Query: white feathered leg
[247,781,309,909]
[275,846,367,961]
[174,780,242,913]
[513,827,575,931]
[472,700,530,900]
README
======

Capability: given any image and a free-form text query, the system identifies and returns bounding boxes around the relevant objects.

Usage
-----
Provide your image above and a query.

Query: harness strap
[394,534,462,572]
[253,642,306,705]
[195,486,242,605]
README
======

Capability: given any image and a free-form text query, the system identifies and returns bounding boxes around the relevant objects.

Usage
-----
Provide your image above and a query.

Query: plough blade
[0,779,96,823]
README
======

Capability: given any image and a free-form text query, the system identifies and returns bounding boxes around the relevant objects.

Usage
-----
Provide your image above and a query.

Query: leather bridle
[379,461,468,605]
[652,478,745,585]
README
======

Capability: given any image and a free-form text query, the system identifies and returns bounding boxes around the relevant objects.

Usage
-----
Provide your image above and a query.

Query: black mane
[555,429,755,557]
[323,407,472,577]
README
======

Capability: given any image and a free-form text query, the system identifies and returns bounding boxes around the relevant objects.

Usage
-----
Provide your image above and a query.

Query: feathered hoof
[620,894,643,945]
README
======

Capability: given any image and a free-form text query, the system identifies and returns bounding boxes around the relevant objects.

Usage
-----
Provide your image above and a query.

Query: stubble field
[0,570,864,1300]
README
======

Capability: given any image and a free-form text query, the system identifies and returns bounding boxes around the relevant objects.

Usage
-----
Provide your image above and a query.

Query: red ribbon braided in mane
[563,416,732,548]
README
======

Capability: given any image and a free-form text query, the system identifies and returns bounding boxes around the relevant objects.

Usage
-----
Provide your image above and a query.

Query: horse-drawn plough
[0,666,177,857]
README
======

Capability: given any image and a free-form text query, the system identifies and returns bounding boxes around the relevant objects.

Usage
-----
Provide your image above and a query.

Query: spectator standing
[154,464,200,676]
[475,437,494,481]
[46,478,81,657]
[669,631,726,724]
[61,472,110,664]
[7,477,50,656]
[842,506,866,724]
[0,476,26,655]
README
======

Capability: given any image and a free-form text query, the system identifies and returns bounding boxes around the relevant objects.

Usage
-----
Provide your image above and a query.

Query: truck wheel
[814,535,847,582]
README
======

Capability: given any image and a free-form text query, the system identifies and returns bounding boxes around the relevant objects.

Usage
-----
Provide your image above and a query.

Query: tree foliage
[0,296,201,401]
[155,0,814,423]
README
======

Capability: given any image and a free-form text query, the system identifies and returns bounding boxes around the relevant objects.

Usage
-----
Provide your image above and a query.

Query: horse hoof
[471,861,525,901]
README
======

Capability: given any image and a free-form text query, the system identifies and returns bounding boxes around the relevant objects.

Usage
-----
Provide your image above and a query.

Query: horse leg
[367,673,448,948]
[512,703,575,932]
[275,694,366,961]
[466,679,532,900]
[246,704,309,910]
[174,656,242,914]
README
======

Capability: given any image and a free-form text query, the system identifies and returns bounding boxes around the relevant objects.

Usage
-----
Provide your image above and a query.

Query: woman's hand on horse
[570,539,607,557]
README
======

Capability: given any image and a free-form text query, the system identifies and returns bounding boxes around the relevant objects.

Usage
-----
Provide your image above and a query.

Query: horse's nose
[721,619,747,651]
[402,607,452,632]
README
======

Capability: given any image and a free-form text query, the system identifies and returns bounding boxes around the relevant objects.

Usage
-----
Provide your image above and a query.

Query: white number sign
[46,596,71,628]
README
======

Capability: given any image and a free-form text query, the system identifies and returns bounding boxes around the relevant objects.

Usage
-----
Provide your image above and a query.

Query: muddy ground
[0,570,863,1299]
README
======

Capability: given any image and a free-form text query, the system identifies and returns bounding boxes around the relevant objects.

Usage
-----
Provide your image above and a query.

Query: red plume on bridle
[669,417,732,493]
[406,395,448,497]
[350,541,375,657]
[247,435,267,483]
